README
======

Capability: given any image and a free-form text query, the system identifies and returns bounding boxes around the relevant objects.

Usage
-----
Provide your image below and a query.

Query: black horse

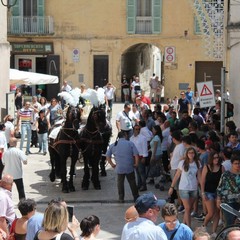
[48,105,81,193]
[79,105,111,190]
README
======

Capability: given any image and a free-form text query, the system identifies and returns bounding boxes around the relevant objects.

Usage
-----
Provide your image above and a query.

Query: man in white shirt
[61,80,72,92]
[0,174,15,235]
[130,125,148,191]
[169,130,185,206]
[0,123,7,179]
[2,137,27,200]
[3,115,14,147]
[121,192,167,240]
[104,82,116,120]
[116,103,137,139]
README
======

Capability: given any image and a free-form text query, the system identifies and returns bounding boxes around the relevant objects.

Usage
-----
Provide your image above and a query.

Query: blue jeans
[20,124,32,152]
[38,132,48,153]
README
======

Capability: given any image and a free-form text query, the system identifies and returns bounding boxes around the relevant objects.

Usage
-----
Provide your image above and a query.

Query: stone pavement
[11,103,208,239]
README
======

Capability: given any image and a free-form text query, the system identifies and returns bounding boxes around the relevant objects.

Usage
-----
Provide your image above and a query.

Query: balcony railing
[136,16,152,34]
[8,16,54,35]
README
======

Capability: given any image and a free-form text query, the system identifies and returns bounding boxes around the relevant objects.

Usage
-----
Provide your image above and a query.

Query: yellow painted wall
[8,0,220,101]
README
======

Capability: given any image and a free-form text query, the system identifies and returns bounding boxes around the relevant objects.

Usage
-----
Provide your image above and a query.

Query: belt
[121,129,132,132]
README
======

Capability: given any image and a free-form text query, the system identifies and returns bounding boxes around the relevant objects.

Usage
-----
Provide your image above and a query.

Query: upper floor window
[127,0,162,34]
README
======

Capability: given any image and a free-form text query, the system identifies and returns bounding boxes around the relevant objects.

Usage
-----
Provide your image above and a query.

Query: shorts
[205,192,217,200]
[179,190,198,199]
[123,88,129,95]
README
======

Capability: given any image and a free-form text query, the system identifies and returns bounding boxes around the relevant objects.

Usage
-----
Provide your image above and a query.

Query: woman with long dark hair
[168,147,201,228]
[80,215,101,240]
[201,151,223,238]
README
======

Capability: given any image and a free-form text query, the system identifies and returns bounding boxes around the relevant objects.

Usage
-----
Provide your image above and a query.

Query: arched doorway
[121,43,162,102]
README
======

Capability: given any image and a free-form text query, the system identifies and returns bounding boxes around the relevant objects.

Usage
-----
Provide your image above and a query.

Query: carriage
[48,88,112,193]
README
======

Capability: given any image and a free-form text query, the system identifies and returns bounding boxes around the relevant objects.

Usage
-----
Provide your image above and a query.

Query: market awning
[9,69,59,85]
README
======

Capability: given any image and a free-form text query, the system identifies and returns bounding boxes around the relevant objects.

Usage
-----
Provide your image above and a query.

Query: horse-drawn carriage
[48,88,112,193]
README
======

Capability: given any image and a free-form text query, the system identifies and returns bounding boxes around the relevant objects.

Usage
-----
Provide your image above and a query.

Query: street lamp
[1,0,17,9]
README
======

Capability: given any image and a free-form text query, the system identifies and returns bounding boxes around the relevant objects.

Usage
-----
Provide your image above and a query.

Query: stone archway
[121,43,162,101]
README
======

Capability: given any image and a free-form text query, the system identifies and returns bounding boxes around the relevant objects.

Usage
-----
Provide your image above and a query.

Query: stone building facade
[7,0,224,102]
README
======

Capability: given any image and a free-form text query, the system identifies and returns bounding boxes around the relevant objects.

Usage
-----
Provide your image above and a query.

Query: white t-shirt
[4,121,14,143]
[170,143,185,170]
[104,87,115,100]
[116,111,136,131]
[222,160,232,171]
[130,134,148,157]
[0,131,7,151]
[2,147,27,179]
[178,160,201,191]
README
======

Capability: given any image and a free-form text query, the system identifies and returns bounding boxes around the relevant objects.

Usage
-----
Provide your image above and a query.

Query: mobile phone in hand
[67,205,74,222]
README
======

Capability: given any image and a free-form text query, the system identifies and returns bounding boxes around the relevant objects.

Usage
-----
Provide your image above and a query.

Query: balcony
[136,16,152,34]
[8,16,54,35]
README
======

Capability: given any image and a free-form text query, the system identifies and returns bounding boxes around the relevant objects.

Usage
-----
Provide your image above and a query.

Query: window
[127,0,162,34]
[23,0,37,17]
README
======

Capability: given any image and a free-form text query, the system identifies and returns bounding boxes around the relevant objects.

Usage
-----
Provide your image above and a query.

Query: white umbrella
[9,68,59,85]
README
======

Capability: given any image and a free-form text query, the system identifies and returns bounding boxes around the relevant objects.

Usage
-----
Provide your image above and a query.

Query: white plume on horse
[97,87,106,105]
[81,88,106,106]
[58,87,106,107]
[58,91,76,106]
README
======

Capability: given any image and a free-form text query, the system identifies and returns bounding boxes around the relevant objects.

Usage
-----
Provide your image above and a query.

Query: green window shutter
[152,0,162,34]
[127,0,136,34]
[11,0,20,16]
[194,16,201,35]
[38,0,45,16]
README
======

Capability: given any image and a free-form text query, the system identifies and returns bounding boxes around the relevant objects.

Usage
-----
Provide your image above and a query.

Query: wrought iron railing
[8,16,54,35]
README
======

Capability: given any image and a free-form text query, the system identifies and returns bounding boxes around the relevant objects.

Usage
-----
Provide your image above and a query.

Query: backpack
[226,102,234,118]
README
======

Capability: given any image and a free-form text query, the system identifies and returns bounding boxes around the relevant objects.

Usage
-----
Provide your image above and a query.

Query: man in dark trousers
[106,131,139,203]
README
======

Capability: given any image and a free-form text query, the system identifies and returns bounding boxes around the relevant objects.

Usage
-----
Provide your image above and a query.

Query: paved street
[11,103,206,239]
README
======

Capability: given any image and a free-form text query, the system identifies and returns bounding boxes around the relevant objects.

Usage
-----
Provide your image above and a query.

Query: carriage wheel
[215,224,240,240]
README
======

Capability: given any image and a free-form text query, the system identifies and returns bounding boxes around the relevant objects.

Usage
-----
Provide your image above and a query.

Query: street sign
[164,46,175,63]
[197,81,215,108]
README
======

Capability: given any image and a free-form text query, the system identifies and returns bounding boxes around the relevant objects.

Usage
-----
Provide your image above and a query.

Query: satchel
[148,160,161,178]
[14,131,21,139]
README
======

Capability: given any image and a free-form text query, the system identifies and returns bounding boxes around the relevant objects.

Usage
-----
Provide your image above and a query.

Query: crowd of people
[0,183,102,240]
[108,80,240,238]
[1,76,240,239]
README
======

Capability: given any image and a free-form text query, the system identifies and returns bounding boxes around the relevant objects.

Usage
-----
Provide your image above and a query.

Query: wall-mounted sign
[164,46,176,63]
[11,42,54,54]
[72,49,80,62]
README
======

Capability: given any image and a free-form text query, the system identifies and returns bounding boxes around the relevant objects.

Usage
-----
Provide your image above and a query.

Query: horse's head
[87,105,106,131]
[65,105,81,130]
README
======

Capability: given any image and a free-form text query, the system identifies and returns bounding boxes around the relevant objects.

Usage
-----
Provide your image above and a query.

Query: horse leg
[69,152,78,192]
[61,158,69,193]
[49,147,56,182]
[92,157,101,190]
[100,154,107,177]
[82,157,90,190]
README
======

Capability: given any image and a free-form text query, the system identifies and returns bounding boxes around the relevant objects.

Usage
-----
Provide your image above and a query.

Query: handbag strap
[169,223,181,240]
[123,111,133,128]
